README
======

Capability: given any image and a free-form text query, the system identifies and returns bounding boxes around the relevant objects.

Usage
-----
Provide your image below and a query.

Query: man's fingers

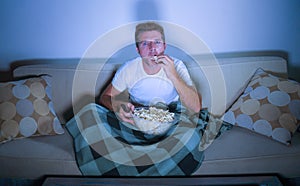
[121,104,130,112]
[122,116,135,125]
[157,55,173,65]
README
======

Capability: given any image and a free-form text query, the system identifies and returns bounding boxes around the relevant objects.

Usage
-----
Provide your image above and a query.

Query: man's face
[136,30,166,59]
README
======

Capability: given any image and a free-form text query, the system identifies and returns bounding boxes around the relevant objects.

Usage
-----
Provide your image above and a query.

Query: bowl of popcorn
[132,106,179,135]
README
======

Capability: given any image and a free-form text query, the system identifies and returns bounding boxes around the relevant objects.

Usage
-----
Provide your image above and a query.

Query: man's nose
[149,43,157,52]
[148,41,155,49]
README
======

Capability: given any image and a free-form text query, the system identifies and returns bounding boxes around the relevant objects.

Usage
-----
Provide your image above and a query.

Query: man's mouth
[151,55,158,63]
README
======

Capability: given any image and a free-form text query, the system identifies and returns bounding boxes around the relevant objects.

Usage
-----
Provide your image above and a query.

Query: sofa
[0,53,300,183]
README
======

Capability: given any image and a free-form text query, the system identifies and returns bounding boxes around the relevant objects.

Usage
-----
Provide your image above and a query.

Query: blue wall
[1,0,299,81]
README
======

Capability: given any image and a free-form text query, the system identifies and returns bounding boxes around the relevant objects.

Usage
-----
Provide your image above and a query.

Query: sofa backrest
[13,54,287,124]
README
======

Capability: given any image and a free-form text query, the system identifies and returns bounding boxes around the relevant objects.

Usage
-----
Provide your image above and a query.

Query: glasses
[138,40,164,48]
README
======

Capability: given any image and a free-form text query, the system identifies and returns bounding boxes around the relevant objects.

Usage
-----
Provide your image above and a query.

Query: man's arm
[99,83,118,111]
[99,83,135,124]
[157,55,202,113]
[170,75,202,113]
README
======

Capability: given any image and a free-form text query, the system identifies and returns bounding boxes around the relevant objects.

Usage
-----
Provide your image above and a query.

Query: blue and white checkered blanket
[66,102,231,176]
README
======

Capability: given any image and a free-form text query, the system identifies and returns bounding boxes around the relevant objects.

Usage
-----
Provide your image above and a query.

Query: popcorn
[133,107,174,123]
[153,56,158,63]
[132,107,176,134]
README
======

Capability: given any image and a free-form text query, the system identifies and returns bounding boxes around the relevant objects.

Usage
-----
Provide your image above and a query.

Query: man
[99,21,201,125]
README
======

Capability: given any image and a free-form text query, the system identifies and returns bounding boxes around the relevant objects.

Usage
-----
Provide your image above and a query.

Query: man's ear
[136,47,140,54]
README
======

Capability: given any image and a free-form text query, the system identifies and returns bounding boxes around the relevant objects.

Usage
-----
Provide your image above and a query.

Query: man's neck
[142,59,161,75]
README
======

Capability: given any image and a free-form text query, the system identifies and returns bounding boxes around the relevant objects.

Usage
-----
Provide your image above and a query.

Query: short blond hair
[135,22,165,46]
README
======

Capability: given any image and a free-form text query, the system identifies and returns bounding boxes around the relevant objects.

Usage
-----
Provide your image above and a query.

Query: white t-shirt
[112,57,193,106]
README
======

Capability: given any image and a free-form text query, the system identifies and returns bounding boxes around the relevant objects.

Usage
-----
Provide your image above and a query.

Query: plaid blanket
[66,102,232,176]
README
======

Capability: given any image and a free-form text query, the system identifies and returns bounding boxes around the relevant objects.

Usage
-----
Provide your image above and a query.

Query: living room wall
[0,0,299,81]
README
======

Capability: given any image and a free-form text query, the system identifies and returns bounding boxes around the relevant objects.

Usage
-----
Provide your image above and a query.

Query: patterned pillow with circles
[0,75,64,143]
[223,68,300,145]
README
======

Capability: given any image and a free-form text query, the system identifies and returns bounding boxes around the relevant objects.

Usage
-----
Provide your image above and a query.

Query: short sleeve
[174,59,194,86]
[111,57,140,92]
[112,66,128,92]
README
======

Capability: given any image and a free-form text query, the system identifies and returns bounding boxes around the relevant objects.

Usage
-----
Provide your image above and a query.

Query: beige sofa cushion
[0,127,81,179]
[1,126,299,179]
[194,127,300,178]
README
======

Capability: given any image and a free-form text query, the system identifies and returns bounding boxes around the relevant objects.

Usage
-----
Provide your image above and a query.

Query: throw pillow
[223,68,300,145]
[0,75,64,143]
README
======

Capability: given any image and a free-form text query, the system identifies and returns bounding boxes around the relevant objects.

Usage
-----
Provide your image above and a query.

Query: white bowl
[132,107,179,135]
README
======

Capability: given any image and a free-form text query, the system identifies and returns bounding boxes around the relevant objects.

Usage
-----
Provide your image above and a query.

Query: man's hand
[156,55,178,81]
[115,102,135,125]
